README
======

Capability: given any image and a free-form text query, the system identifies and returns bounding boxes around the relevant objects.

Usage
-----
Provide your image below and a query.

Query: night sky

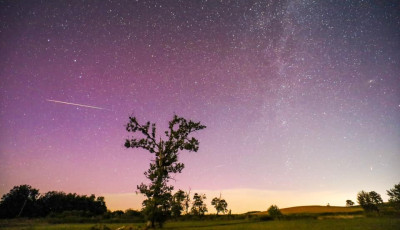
[1,0,399,213]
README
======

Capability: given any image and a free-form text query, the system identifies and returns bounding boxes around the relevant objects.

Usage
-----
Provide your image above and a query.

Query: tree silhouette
[124,115,206,228]
[38,191,106,216]
[171,190,186,217]
[0,185,40,218]
[387,182,400,210]
[357,190,382,213]
[211,194,228,215]
[267,205,282,219]
[346,200,354,207]
[191,193,207,216]
[0,185,106,218]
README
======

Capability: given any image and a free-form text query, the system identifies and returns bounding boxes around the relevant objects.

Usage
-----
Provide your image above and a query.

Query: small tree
[357,190,382,213]
[267,205,282,219]
[387,182,400,210]
[124,115,206,228]
[211,194,228,215]
[191,193,207,216]
[171,190,186,217]
[346,200,354,207]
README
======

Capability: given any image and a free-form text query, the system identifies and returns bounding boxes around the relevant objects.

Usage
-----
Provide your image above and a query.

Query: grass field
[1,217,399,230]
[0,205,397,230]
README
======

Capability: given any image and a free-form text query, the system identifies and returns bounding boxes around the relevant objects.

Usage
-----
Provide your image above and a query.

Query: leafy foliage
[191,193,207,216]
[125,115,206,227]
[357,190,383,213]
[387,182,400,210]
[211,195,228,215]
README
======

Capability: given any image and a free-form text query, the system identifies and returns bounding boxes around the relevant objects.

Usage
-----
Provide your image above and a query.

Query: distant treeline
[0,185,107,218]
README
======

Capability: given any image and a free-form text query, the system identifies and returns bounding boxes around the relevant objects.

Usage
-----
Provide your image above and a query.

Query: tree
[112,210,125,217]
[357,190,382,213]
[0,185,40,218]
[211,194,228,215]
[346,200,354,207]
[267,205,282,219]
[124,115,206,228]
[191,193,207,216]
[369,191,383,205]
[171,190,186,217]
[387,182,400,210]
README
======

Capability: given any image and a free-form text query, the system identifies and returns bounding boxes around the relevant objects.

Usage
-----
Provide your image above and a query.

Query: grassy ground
[1,217,399,230]
[166,218,400,230]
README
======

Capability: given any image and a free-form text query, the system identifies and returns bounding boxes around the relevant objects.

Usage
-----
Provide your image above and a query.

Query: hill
[258,205,363,215]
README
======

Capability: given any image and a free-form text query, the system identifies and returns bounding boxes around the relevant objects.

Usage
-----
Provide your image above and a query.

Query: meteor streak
[46,99,108,110]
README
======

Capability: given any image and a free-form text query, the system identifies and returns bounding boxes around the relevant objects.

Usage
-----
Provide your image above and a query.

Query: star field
[0,0,399,211]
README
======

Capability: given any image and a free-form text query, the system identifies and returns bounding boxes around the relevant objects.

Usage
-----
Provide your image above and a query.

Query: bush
[267,205,283,219]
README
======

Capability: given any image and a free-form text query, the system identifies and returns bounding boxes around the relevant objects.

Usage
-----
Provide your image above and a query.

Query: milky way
[1,0,399,212]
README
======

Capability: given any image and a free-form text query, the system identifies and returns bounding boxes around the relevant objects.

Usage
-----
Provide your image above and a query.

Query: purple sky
[1,0,399,212]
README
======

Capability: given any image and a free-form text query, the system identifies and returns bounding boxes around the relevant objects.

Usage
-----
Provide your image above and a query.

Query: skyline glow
[0,0,399,213]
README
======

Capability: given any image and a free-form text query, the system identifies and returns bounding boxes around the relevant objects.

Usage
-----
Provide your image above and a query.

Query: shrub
[267,205,283,219]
